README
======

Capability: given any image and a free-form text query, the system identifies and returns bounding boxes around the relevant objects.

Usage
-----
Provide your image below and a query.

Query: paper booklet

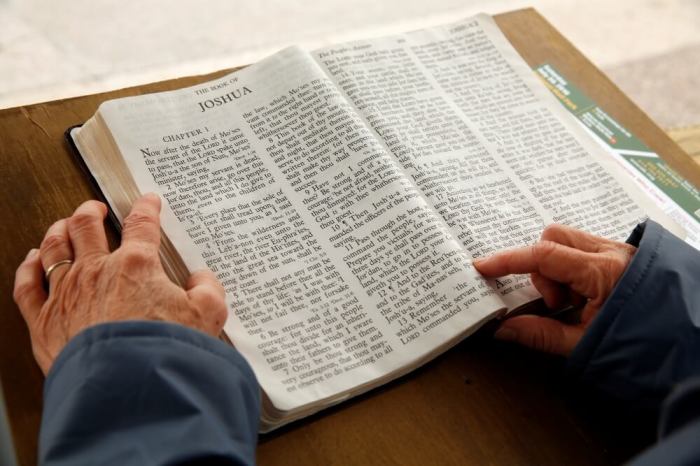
[68,14,680,431]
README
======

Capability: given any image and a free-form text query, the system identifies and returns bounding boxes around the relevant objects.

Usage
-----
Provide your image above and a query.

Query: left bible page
[74,46,506,426]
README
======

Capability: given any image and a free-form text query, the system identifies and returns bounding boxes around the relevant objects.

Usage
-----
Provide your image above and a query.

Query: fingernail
[494,327,517,341]
[26,248,39,259]
[144,192,160,201]
[472,257,490,269]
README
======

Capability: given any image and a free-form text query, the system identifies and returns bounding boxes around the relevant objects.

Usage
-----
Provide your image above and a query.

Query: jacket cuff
[567,220,700,410]
[45,320,256,392]
[41,321,260,465]
[566,220,661,379]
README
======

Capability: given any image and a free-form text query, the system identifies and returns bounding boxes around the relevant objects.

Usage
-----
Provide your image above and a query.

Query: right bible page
[313,14,679,310]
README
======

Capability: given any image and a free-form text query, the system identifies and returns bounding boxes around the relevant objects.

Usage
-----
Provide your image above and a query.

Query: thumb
[494,315,584,356]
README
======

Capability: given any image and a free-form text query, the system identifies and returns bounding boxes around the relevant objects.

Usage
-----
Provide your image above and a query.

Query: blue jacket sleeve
[39,321,261,466]
[568,220,700,465]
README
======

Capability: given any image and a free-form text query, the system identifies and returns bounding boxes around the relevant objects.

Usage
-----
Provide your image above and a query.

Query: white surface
[1,0,699,126]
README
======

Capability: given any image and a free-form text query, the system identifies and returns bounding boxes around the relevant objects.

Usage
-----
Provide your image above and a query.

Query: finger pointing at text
[473,224,636,356]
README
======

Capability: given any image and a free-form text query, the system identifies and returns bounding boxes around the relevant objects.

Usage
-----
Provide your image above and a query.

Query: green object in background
[535,63,700,222]
[625,155,700,219]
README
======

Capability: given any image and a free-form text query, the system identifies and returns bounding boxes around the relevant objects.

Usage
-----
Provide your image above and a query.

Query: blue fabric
[37,220,700,465]
[40,321,260,466]
[631,379,700,465]
[569,220,700,465]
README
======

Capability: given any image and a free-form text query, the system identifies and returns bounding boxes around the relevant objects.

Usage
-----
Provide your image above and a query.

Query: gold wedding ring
[45,259,73,282]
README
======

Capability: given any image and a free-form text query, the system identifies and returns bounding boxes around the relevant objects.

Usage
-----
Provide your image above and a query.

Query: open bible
[69,14,680,431]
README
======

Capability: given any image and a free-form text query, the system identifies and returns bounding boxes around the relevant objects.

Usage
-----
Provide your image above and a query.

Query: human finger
[474,241,588,289]
[580,299,601,324]
[494,315,584,356]
[66,200,109,258]
[186,269,227,334]
[13,249,47,327]
[530,272,567,310]
[40,219,74,287]
[540,224,608,253]
[121,193,162,253]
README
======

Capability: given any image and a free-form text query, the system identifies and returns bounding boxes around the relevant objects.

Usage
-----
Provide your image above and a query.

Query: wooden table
[2,8,699,466]
[667,125,700,165]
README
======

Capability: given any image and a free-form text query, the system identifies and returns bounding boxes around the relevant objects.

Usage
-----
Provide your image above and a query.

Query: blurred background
[1,0,699,129]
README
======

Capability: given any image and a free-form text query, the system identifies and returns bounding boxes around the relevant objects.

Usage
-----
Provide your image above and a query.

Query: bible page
[90,46,505,414]
[312,14,679,310]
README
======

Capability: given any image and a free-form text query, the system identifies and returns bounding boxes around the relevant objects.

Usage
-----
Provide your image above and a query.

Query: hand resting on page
[13,193,227,375]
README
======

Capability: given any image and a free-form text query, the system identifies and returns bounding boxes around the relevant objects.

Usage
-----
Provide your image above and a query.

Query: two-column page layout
[72,14,679,430]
